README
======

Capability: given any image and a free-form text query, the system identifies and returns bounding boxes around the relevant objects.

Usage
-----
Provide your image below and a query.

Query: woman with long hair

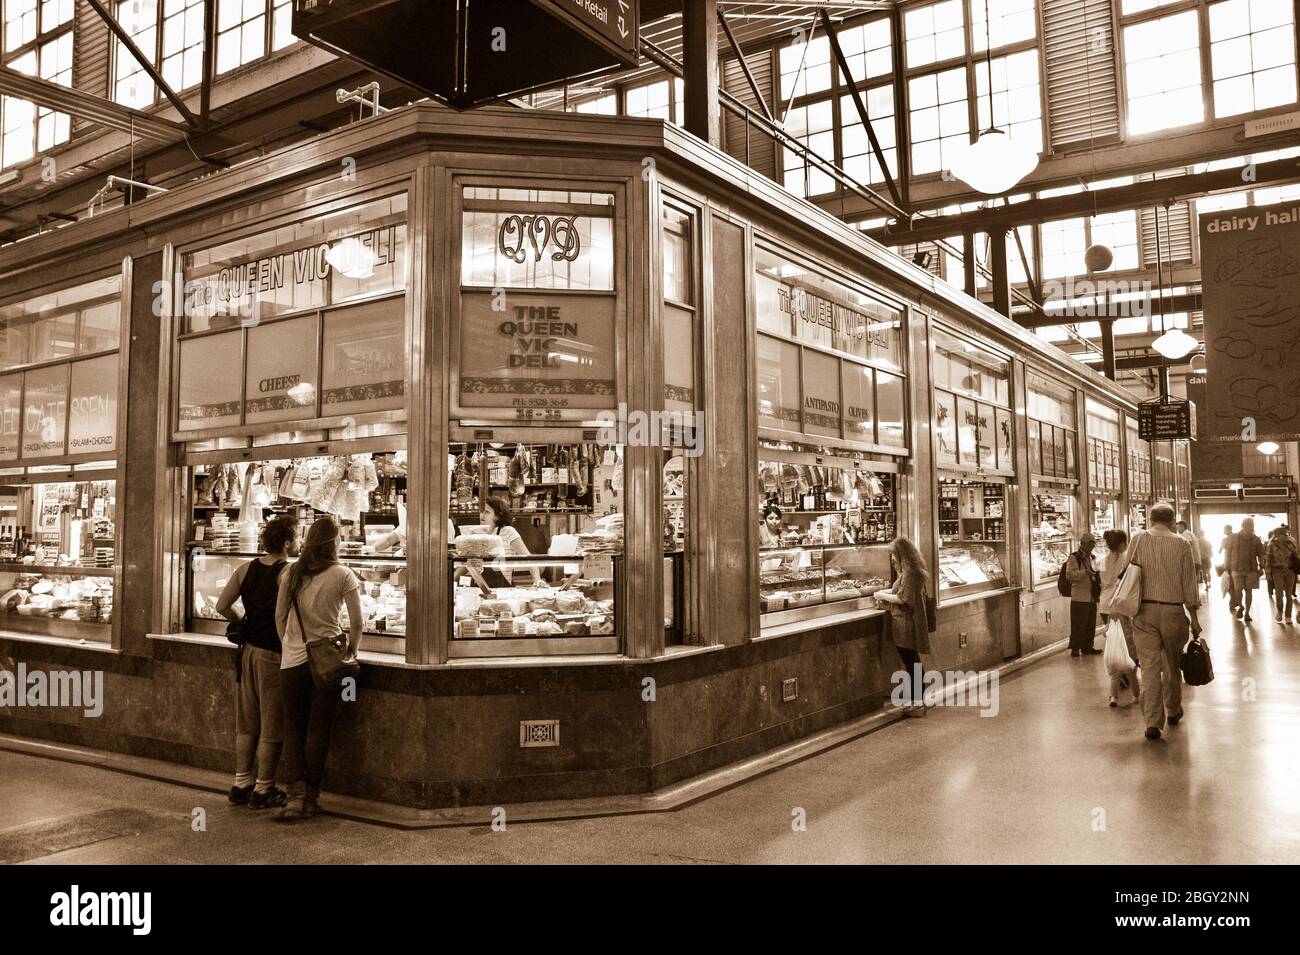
[274,515,363,822]
[216,514,297,810]
[874,536,932,716]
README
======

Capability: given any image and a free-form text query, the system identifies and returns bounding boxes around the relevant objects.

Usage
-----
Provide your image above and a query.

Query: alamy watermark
[890,665,1000,717]
[1040,276,1156,320]
[0,664,103,718]
[594,403,705,458]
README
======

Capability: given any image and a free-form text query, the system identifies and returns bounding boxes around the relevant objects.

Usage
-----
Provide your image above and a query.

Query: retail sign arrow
[530,0,640,64]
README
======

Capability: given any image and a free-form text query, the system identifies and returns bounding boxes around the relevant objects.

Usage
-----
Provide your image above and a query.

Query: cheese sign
[459,292,616,411]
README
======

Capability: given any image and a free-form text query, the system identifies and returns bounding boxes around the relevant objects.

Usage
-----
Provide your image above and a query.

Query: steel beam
[0,67,188,143]
[1013,290,1204,327]
[871,156,1300,245]
[85,0,201,131]
[201,0,215,129]
[989,227,1011,318]
[717,7,772,121]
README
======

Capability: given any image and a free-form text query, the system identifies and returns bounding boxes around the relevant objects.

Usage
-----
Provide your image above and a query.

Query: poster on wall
[177,331,243,431]
[458,291,616,416]
[1199,200,1300,441]
[0,374,20,460]
[244,317,320,425]
[68,354,119,455]
[321,297,406,416]
[22,364,68,458]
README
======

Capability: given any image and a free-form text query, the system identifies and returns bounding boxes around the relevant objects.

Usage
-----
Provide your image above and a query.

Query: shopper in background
[1218,524,1234,569]
[1099,529,1140,707]
[759,504,784,547]
[1225,518,1266,622]
[874,536,932,717]
[1195,527,1213,592]
[1176,521,1201,579]
[1119,502,1202,740]
[1265,524,1299,623]
[217,515,297,810]
[275,515,363,822]
[1065,533,1102,657]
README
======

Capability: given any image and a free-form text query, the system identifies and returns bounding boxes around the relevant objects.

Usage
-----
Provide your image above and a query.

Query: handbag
[291,590,360,689]
[1180,635,1214,686]
[1289,551,1300,575]
[924,593,938,634]
[1109,561,1143,618]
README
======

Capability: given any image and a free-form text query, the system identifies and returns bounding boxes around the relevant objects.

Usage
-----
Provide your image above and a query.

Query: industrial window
[904,0,966,68]
[971,0,1038,52]
[162,0,207,92]
[909,67,969,175]
[1088,210,1140,271]
[217,0,267,73]
[839,84,897,186]
[1039,217,1089,280]
[572,93,616,115]
[1,0,72,168]
[837,16,893,83]
[624,79,683,123]
[1122,9,1204,134]
[113,0,159,107]
[779,33,832,100]
[1208,0,1297,117]
[782,99,835,197]
[775,16,897,197]
[975,48,1043,154]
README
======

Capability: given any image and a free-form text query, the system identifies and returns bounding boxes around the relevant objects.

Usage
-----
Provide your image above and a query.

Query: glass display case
[758,542,890,623]
[758,454,897,546]
[936,476,1009,600]
[449,554,620,656]
[1032,486,1077,585]
[0,476,117,641]
[190,548,407,651]
[185,450,408,651]
[936,543,1008,598]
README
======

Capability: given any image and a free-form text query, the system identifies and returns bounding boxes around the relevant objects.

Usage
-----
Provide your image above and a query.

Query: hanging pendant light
[324,237,376,279]
[1257,441,1281,456]
[950,128,1040,195]
[949,2,1039,195]
[1151,327,1199,360]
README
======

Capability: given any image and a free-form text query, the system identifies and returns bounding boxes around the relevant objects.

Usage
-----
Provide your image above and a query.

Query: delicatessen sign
[459,293,616,418]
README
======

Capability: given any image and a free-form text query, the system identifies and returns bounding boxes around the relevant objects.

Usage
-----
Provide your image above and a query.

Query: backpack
[1056,554,1074,597]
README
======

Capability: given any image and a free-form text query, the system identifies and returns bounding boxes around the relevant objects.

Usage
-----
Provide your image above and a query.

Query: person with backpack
[215,515,297,810]
[1265,524,1299,622]
[1063,533,1102,657]
[873,536,933,717]
[274,515,363,822]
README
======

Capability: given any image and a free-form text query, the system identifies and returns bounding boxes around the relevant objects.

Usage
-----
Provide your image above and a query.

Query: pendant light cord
[983,0,995,133]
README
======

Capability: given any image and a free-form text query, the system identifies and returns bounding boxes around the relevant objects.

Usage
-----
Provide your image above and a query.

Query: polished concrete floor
[2,586,1297,864]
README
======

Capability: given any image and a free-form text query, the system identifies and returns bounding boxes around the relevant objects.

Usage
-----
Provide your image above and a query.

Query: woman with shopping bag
[1099,530,1140,707]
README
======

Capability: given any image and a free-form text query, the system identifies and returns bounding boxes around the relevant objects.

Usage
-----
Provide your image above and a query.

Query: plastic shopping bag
[1219,571,1231,597]
[1103,618,1136,677]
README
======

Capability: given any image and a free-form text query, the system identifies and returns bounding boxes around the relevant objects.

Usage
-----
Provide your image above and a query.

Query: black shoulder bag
[291,587,360,689]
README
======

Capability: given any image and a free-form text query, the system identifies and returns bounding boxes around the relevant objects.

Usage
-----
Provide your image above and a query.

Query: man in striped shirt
[1117,502,1203,741]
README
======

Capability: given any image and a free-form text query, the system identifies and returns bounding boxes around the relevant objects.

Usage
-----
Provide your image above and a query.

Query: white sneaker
[1108,695,1118,708]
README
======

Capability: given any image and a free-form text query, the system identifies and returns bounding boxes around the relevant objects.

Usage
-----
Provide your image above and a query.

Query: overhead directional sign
[1138,397,1197,442]
[532,0,639,64]
[293,0,640,111]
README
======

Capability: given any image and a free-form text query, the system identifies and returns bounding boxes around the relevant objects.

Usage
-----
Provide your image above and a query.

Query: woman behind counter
[874,536,932,717]
[462,494,542,590]
[759,505,784,547]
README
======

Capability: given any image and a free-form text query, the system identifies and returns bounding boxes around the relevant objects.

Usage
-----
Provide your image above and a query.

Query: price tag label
[468,558,484,572]
[583,554,614,580]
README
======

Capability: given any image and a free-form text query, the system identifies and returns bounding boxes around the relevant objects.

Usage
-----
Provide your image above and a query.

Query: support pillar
[682,0,720,146]
[989,227,1011,318]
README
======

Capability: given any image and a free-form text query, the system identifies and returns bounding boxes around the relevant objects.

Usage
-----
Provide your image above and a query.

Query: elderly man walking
[1119,502,1202,741]
[1064,533,1102,657]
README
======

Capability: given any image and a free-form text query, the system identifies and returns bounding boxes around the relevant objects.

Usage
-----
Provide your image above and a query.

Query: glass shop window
[758,441,896,620]
[181,193,407,334]
[937,475,1009,600]
[187,449,408,654]
[447,440,623,656]
[1027,373,1077,480]
[933,328,1012,473]
[1031,485,1077,586]
[0,473,116,641]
